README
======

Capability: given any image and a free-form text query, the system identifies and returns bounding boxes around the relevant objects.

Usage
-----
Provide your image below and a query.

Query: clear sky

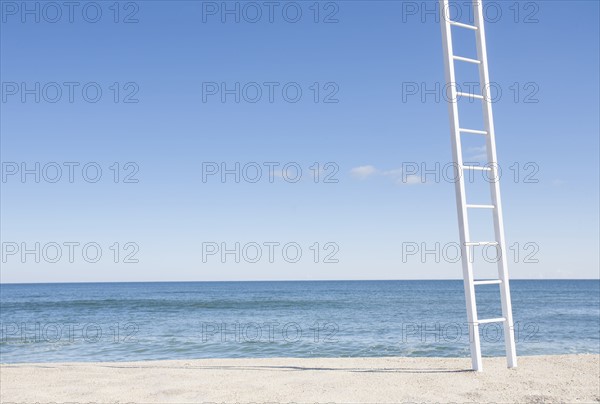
[1,0,598,283]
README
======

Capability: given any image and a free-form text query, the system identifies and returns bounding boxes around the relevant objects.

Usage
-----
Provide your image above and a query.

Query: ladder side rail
[472,0,518,369]
[439,0,483,372]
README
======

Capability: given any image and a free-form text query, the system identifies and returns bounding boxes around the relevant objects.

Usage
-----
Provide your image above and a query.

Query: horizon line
[1,278,599,285]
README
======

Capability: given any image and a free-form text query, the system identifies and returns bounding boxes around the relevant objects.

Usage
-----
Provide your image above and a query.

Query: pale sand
[1,354,598,403]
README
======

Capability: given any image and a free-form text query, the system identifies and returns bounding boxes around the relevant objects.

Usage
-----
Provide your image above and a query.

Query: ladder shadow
[91,364,473,374]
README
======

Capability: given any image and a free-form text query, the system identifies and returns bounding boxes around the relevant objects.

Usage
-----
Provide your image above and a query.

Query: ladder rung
[465,241,498,247]
[459,128,488,135]
[477,317,506,324]
[462,165,492,171]
[453,55,481,64]
[449,20,478,30]
[466,204,495,209]
[457,92,484,100]
[473,279,502,286]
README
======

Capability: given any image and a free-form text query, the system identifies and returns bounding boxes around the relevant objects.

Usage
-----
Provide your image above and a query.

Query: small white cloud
[350,165,425,185]
[381,168,403,179]
[402,175,423,185]
[382,168,421,185]
[465,146,487,161]
[350,165,378,180]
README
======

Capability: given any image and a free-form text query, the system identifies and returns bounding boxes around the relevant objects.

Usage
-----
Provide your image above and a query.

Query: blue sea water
[0,280,598,363]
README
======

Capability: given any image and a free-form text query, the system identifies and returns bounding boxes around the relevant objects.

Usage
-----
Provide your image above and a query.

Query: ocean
[1,280,598,363]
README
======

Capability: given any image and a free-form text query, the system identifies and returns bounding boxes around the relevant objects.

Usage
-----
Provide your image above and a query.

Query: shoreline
[1,354,598,403]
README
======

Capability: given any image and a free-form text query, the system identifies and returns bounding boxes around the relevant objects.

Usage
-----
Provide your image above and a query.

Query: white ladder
[439,0,517,371]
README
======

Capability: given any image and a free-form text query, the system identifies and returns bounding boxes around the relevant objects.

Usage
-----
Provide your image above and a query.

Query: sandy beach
[1,354,598,403]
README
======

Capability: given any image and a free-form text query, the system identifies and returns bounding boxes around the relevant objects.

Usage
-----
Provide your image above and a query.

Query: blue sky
[1,0,598,282]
